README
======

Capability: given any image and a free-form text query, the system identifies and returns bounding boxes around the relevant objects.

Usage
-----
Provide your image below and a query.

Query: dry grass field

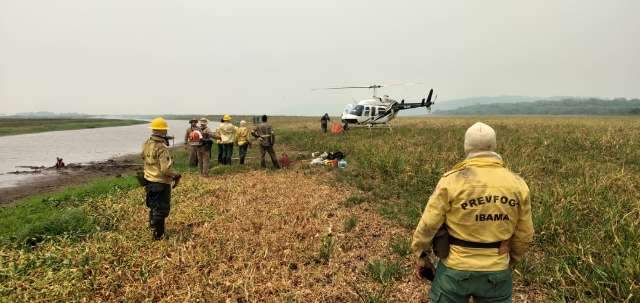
[1,116,638,302]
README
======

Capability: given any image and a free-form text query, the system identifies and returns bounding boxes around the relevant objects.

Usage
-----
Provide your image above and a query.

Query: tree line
[436,98,640,116]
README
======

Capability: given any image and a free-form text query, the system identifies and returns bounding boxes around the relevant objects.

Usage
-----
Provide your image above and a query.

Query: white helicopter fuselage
[341,97,398,125]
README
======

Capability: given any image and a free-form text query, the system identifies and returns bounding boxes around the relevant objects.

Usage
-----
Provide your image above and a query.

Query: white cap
[464,122,496,154]
[240,120,247,127]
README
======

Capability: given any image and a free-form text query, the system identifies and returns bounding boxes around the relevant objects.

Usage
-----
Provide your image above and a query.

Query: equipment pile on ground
[310,151,347,168]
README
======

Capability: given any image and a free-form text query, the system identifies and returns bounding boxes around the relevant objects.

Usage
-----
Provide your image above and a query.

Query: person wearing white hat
[412,122,534,302]
[197,117,214,176]
[236,120,251,164]
[184,118,200,167]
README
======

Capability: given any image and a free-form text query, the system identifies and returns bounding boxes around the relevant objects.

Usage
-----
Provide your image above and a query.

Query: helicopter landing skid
[349,123,393,131]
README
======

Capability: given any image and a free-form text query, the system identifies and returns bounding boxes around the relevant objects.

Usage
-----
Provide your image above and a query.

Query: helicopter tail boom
[394,89,435,111]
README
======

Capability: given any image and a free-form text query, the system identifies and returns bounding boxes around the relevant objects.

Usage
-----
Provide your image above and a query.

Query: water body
[0,120,194,189]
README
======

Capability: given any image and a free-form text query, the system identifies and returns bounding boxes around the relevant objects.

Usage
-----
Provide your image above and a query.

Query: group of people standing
[184,114,280,176]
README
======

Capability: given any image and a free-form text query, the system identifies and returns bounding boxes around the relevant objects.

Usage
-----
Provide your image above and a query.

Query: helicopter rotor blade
[323,86,374,89]
[313,84,384,91]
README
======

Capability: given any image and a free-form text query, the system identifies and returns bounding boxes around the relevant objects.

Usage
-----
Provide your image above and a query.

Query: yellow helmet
[149,117,169,130]
[223,114,232,121]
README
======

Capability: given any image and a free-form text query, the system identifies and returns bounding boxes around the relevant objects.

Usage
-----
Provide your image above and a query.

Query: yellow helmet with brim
[150,117,169,130]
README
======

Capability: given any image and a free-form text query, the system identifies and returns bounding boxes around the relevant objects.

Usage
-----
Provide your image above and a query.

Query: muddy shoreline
[0,155,142,206]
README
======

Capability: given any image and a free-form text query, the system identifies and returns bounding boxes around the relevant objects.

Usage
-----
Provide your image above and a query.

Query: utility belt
[257,134,272,145]
[449,236,501,249]
[432,225,502,259]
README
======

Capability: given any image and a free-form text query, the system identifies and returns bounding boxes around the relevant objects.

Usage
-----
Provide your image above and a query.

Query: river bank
[0,144,198,206]
[0,156,142,205]
[0,118,146,137]
[0,119,189,190]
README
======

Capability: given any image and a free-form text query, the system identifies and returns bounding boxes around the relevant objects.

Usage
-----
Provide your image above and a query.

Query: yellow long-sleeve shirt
[141,136,179,184]
[236,126,250,146]
[411,154,534,271]
[218,122,238,144]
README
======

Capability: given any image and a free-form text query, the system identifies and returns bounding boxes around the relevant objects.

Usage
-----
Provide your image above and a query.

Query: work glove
[415,253,436,282]
[135,171,149,187]
[172,174,182,189]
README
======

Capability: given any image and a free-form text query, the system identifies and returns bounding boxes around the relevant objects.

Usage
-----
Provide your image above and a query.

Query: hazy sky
[1,0,639,115]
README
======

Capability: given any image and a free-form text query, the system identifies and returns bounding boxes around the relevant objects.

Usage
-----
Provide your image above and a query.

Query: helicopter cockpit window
[344,104,354,114]
[350,105,364,116]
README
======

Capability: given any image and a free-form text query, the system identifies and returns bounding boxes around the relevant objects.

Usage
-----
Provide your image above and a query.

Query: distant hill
[435,98,640,115]
[10,111,90,118]
[434,96,545,111]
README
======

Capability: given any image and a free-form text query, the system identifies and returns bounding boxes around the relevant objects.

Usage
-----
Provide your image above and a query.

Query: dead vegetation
[2,170,435,302]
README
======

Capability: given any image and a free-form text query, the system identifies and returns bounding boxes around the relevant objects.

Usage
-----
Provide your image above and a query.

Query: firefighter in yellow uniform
[412,122,534,303]
[142,117,181,240]
[236,120,251,164]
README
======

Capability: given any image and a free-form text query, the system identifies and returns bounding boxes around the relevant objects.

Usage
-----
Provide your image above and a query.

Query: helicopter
[321,84,436,127]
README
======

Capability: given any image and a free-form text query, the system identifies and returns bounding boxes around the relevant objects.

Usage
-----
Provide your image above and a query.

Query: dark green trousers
[221,143,233,165]
[238,144,249,164]
[145,182,171,240]
[429,261,512,303]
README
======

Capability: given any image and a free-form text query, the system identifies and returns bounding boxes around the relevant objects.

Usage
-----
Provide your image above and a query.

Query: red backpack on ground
[279,153,291,168]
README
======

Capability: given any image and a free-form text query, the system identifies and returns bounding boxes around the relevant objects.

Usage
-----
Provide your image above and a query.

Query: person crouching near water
[197,117,215,176]
[142,117,181,240]
[236,120,251,164]
[219,114,238,165]
[411,122,534,303]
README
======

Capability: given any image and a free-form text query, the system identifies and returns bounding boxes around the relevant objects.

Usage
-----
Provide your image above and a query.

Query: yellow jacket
[411,154,534,271]
[214,127,222,144]
[218,122,238,144]
[236,126,250,146]
[141,136,179,184]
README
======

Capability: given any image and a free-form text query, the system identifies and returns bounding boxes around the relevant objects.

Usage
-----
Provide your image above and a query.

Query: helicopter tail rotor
[421,89,435,110]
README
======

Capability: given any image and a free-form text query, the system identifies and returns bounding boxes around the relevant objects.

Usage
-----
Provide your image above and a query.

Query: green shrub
[366,259,404,284]
[318,235,336,263]
[0,176,138,247]
[344,216,358,232]
[343,195,367,207]
[16,208,94,247]
[389,237,411,257]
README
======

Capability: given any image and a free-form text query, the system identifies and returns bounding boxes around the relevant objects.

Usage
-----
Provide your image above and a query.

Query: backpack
[327,151,345,160]
[279,153,291,168]
[188,130,203,145]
